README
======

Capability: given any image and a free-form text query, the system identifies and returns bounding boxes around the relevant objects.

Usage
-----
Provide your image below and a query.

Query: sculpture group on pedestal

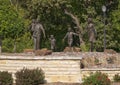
[30,12,96,52]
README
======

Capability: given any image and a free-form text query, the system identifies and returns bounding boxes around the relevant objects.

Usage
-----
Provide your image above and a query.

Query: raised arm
[72,32,79,36]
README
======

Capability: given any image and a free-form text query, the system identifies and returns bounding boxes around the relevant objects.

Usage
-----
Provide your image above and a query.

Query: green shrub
[82,71,111,85]
[80,43,88,52]
[0,71,13,85]
[113,74,120,82]
[15,68,45,85]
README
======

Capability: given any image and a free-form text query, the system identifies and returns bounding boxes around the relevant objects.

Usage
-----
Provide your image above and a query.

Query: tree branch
[64,9,84,43]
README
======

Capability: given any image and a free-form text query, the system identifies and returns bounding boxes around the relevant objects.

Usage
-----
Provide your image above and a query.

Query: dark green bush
[113,74,120,82]
[15,68,45,85]
[0,71,13,85]
[82,71,111,85]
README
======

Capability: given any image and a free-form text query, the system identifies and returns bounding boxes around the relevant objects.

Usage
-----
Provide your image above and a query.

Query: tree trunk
[9,0,13,5]
[64,10,85,45]
[64,10,88,51]
[13,41,17,53]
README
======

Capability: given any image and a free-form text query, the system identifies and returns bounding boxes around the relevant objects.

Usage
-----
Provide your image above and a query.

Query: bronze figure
[30,19,46,50]
[49,35,56,51]
[63,26,79,47]
[87,17,96,52]
[64,9,84,44]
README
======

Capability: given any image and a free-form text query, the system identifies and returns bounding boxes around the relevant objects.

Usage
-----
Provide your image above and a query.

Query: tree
[0,0,120,52]
[0,0,25,52]
[16,0,120,52]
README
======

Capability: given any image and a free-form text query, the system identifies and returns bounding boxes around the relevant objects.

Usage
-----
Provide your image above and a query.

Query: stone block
[35,48,52,56]
[23,49,34,54]
[64,47,81,52]
[0,52,120,83]
[104,49,117,54]
[0,60,6,64]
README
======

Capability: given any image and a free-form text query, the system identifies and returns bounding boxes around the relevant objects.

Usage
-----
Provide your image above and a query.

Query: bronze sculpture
[87,17,96,52]
[49,35,56,51]
[30,19,46,50]
[64,9,84,44]
[63,26,79,47]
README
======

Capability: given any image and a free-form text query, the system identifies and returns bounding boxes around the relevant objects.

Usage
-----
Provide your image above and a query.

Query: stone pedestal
[0,53,82,83]
[0,52,119,83]
[63,47,81,52]
[35,48,52,56]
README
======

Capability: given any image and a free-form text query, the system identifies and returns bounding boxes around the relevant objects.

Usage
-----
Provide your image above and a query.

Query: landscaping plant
[15,68,45,85]
[113,74,120,82]
[0,71,13,85]
[82,71,111,85]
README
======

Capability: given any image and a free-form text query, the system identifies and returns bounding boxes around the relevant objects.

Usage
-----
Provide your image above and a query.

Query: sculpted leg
[36,35,41,50]
[90,41,93,52]
[33,38,37,50]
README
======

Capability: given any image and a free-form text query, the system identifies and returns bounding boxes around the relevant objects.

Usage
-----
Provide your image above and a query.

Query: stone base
[35,48,52,56]
[23,49,34,54]
[0,52,119,83]
[63,47,81,52]
[104,49,117,54]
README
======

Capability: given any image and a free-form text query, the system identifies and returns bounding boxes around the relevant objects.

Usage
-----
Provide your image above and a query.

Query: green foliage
[0,71,13,85]
[0,0,25,38]
[80,43,88,52]
[0,0,120,52]
[83,71,111,85]
[15,68,45,85]
[113,74,120,82]
[18,0,120,52]
[0,0,29,52]
[2,38,14,52]
[15,33,33,52]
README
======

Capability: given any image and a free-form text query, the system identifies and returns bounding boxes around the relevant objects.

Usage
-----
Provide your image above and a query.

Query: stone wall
[0,53,82,83]
[81,68,120,81]
[0,52,120,83]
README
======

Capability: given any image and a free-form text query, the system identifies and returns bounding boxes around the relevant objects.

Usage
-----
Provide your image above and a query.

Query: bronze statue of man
[63,26,79,47]
[30,19,46,50]
[87,17,96,52]
[49,35,56,51]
